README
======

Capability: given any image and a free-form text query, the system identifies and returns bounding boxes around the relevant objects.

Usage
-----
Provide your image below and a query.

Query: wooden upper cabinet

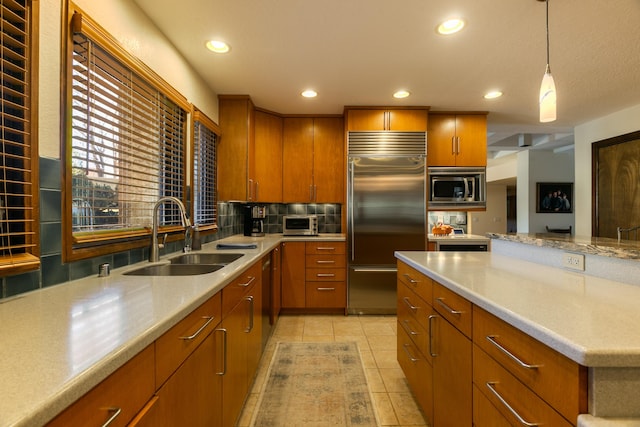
[282,117,314,203]
[346,108,428,131]
[282,116,344,203]
[313,117,344,203]
[254,110,283,202]
[427,113,487,167]
[218,96,255,201]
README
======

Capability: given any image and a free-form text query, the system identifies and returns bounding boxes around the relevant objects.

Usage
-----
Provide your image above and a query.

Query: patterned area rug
[250,342,379,426]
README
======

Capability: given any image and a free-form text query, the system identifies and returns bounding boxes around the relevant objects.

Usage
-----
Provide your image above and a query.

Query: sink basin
[124,263,224,276]
[169,253,244,265]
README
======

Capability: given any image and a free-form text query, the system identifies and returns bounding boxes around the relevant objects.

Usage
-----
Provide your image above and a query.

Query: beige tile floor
[237,314,428,427]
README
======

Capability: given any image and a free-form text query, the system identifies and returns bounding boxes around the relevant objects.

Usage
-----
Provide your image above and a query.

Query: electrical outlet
[562,253,585,271]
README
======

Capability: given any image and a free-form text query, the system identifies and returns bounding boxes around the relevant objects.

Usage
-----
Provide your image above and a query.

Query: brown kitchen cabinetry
[427,113,487,167]
[281,240,347,309]
[220,261,262,427]
[282,116,344,203]
[218,95,283,202]
[346,108,428,131]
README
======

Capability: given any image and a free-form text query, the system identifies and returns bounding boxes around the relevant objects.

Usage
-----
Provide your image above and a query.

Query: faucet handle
[159,233,167,249]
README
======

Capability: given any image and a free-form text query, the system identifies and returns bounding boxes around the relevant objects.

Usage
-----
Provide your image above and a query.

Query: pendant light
[539,0,556,122]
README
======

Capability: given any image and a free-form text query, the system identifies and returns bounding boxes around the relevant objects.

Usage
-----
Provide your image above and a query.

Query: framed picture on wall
[536,182,573,213]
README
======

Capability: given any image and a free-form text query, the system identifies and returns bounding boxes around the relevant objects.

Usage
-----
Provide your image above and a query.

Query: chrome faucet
[150,196,191,262]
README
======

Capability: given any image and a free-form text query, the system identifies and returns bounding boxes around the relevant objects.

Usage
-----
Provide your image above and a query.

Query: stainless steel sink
[169,253,244,265]
[124,263,224,276]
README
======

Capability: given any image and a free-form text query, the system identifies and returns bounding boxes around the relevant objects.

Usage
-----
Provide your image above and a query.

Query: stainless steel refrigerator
[347,131,427,314]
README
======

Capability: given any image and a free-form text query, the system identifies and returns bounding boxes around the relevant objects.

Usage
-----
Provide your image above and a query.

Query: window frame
[62,3,191,262]
[0,0,40,275]
[192,109,220,235]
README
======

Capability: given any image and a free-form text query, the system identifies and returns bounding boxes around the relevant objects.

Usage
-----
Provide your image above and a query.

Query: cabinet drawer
[47,345,155,427]
[305,268,345,281]
[472,384,511,427]
[397,280,430,333]
[397,323,433,425]
[473,307,587,422]
[473,345,574,427]
[156,292,222,386]
[397,261,432,303]
[397,301,429,358]
[305,281,346,307]
[222,261,261,316]
[305,241,345,255]
[432,281,472,338]
[305,254,345,268]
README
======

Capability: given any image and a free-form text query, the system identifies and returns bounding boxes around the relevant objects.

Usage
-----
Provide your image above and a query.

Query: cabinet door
[432,315,472,427]
[427,114,457,167]
[270,246,281,324]
[246,287,263,388]
[346,109,386,130]
[455,114,487,167]
[152,333,222,427]
[218,96,254,201]
[313,117,344,203]
[397,321,433,425]
[388,109,428,131]
[254,110,283,202]
[283,117,314,202]
[281,241,306,308]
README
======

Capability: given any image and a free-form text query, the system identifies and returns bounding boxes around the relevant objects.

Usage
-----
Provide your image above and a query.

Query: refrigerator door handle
[349,160,355,261]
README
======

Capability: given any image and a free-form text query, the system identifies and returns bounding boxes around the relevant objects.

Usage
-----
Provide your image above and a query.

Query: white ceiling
[132,0,640,159]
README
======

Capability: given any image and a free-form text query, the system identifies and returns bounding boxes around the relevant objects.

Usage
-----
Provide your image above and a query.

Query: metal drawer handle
[315,247,335,251]
[402,343,419,363]
[402,319,419,336]
[101,407,121,427]
[245,296,254,332]
[486,335,543,369]
[215,328,227,375]
[402,296,419,312]
[428,314,438,357]
[316,273,335,277]
[315,260,335,264]
[317,287,336,291]
[402,273,418,285]
[238,275,256,287]
[179,316,215,340]
[486,382,541,426]
[435,297,463,315]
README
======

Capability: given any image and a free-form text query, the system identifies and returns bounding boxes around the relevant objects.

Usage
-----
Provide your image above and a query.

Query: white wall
[38,0,219,159]
[574,103,640,236]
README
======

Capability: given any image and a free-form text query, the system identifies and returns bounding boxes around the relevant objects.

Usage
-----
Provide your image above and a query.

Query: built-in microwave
[283,215,318,236]
[428,167,486,210]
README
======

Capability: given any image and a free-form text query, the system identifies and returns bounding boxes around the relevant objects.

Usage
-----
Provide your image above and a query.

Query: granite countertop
[0,233,343,427]
[488,232,640,260]
[395,250,640,368]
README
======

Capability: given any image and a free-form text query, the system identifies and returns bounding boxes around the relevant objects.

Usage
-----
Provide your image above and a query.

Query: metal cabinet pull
[315,260,335,264]
[317,287,336,291]
[456,136,461,154]
[101,407,121,427]
[402,273,418,285]
[435,297,463,315]
[451,136,456,155]
[179,316,215,340]
[402,343,419,363]
[402,296,419,312]
[245,296,254,332]
[428,314,438,357]
[486,335,543,369]
[215,328,227,375]
[238,275,256,287]
[402,319,419,336]
[316,273,335,278]
[315,247,335,251]
[486,382,540,426]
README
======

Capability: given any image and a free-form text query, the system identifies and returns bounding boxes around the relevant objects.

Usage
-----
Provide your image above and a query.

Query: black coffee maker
[244,205,266,237]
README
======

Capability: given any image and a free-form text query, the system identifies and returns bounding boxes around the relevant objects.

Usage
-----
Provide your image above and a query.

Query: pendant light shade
[539,64,556,122]
[538,0,557,123]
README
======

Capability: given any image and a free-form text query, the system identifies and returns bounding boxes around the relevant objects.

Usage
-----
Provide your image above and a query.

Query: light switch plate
[562,253,585,271]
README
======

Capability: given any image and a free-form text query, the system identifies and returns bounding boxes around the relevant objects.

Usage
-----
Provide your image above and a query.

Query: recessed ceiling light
[301,90,317,98]
[484,91,503,99]
[205,40,230,53]
[437,18,465,35]
[393,90,410,99]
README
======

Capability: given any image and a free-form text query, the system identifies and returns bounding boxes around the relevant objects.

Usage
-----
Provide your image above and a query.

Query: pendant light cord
[545,0,551,70]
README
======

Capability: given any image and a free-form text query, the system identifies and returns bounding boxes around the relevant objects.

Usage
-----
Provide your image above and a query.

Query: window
[65,8,189,260]
[0,0,39,274]
[192,110,219,231]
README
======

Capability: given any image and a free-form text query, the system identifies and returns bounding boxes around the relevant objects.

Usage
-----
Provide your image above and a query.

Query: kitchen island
[396,233,640,426]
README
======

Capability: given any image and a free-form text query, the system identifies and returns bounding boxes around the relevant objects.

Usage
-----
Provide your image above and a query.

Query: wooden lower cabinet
[281,241,306,308]
[472,384,511,427]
